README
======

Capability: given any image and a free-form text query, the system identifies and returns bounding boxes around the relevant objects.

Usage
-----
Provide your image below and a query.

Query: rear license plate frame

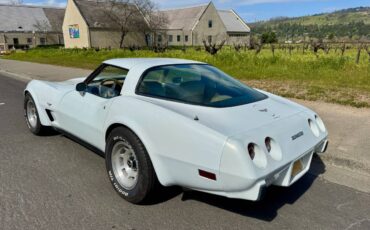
[291,160,303,177]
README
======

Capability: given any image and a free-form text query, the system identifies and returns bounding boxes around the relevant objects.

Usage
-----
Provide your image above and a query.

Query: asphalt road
[0,75,369,230]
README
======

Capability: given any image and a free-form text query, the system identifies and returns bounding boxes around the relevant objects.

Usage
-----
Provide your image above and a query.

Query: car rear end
[218,111,328,201]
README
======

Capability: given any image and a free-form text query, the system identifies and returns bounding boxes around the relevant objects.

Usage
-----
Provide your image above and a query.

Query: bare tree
[270,44,275,57]
[365,45,370,62]
[233,43,242,52]
[254,43,263,55]
[310,39,325,57]
[302,42,309,54]
[33,20,51,46]
[288,45,294,55]
[323,43,331,54]
[133,0,168,48]
[103,0,148,48]
[202,39,226,55]
[340,43,346,57]
[355,44,363,64]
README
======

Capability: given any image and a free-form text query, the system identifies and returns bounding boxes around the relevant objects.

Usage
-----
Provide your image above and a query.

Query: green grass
[3,47,370,107]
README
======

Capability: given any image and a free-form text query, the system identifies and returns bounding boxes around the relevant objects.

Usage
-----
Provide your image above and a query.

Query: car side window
[86,65,128,99]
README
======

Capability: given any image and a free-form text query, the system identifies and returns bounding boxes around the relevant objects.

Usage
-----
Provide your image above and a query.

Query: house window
[158,35,162,42]
[40,37,46,45]
[208,20,213,28]
[168,35,173,42]
[185,35,188,42]
[229,33,248,37]
[27,38,32,44]
[177,35,181,42]
[208,35,212,43]
[13,38,19,45]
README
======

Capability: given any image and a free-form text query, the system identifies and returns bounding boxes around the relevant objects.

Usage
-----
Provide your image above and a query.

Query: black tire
[105,126,157,204]
[24,93,47,135]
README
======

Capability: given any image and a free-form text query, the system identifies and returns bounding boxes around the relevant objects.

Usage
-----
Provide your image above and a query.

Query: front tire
[24,93,47,135]
[105,127,157,204]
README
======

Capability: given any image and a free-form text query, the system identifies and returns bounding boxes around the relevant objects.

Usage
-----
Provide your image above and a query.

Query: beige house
[0,4,64,52]
[159,2,251,46]
[63,0,147,49]
[62,1,250,49]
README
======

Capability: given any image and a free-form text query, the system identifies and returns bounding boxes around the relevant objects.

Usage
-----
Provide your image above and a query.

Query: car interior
[86,65,127,99]
[137,65,246,106]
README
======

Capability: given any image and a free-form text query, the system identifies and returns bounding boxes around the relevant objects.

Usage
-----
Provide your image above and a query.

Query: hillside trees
[252,22,370,41]
[261,31,278,44]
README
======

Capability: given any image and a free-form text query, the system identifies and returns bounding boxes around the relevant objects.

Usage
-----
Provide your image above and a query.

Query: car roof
[103,58,205,70]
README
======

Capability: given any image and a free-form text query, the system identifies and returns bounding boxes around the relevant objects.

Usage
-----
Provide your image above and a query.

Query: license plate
[292,160,303,177]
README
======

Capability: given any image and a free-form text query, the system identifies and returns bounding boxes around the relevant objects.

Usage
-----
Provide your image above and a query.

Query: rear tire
[105,127,157,204]
[24,93,47,135]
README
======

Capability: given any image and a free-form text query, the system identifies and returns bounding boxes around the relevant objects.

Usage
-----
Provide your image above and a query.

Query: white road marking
[0,103,5,106]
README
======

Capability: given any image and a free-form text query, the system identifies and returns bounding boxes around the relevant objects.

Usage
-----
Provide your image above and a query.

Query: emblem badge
[292,131,304,140]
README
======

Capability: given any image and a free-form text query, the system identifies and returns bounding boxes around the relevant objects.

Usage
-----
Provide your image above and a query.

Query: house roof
[159,4,208,30]
[0,4,64,32]
[73,0,146,29]
[218,10,250,33]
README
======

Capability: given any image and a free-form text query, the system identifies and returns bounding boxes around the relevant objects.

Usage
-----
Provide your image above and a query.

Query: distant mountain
[250,7,370,41]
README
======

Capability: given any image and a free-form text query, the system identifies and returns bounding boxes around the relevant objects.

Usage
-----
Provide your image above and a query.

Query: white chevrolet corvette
[24,58,328,203]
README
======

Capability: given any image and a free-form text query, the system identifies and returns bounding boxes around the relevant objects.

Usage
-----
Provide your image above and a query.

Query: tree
[133,0,168,47]
[261,31,278,44]
[33,20,51,46]
[104,0,153,48]
[365,45,370,62]
[328,33,335,40]
[202,39,226,55]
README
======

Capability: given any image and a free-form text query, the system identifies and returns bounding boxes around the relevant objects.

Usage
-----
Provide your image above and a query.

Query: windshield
[136,64,267,108]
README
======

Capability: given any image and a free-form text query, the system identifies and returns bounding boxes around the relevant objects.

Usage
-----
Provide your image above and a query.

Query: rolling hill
[250,7,370,40]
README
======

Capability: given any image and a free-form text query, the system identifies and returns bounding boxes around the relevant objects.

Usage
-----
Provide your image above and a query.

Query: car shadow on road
[178,155,326,221]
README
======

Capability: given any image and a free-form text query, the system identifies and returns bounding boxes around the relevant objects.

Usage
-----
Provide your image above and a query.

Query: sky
[1,0,369,22]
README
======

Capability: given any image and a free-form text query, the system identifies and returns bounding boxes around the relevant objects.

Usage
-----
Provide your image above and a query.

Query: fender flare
[24,89,51,126]
[104,119,172,187]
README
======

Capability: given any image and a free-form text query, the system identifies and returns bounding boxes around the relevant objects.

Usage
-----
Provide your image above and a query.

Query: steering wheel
[99,78,119,98]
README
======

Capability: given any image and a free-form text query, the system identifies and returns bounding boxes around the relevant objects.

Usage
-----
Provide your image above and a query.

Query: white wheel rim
[111,140,139,190]
[26,100,38,128]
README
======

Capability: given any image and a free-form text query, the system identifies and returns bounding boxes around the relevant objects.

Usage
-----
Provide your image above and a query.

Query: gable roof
[159,4,208,30]
[43,8,65,32]
[218,10,250,33]
[0,4,64,32]
[73,0,146,29]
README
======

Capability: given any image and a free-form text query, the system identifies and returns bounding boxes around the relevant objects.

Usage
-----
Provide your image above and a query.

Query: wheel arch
[24,88,51,126]
[104,122,169,187]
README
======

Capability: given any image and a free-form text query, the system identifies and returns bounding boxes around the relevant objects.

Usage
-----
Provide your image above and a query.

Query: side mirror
[76,82,87,92]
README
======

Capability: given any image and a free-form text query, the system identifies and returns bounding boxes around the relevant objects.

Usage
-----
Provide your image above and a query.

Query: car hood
[137,94,306,137]
[43,77,85,89]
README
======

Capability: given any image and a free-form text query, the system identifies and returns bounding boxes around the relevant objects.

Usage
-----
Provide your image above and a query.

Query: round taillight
[247,143,267,168]
[315,115,326,132]
[308,119,320,137]
[265,137,272,153]
[248,143,255,160]
[265,137,282,161]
